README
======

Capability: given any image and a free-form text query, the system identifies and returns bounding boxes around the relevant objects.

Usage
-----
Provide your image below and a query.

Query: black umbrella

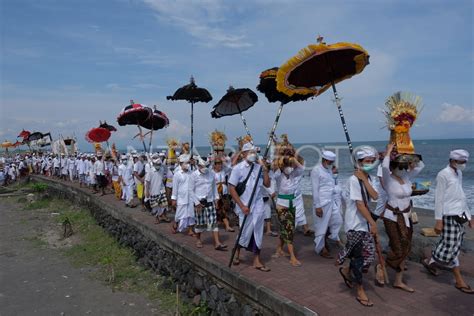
[167,76,212,152]
[27,132,44,142]
[99,120,117,132]
[211,86,257,139]
[139,106,170,150]
[117,100,153,152]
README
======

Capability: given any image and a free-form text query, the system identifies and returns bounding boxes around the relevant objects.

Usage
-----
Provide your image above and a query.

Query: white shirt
[133,160,144,185]
[344,175,377,232]
[119,162,134,185]
[171,168,198,205]
[435,165,471,220]
[274,166,304,207]
[311,164,336,208]
[228,160,266,213]
[145,167,164,196]
[381,156,424,227]
[192,169,218,203]
[94,160,105,176]
[68,158,75,170]
[53,157,60,168]
[77,159,86,174]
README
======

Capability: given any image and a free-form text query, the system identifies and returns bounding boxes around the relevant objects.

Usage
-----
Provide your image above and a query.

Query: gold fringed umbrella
[276,36,370,156]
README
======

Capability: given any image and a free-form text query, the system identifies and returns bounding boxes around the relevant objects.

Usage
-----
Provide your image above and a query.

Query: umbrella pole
[330,82,354,155]
[228,102,284,268]
[190,101,194,153]
[137,126,147,152]
[239,112,253,141]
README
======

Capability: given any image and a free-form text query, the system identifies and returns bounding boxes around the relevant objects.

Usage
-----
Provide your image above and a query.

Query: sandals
[374,264,385,287]
[232,258,240,266]
[393,284,415,293]
[215,244,228,251]
[320,251,334,259]
[196,241,203,248]
[254,265,271,272]
[455,284,474,294]
[422,258,439,276]
[303,230,314,237]
[265,231,278,237]
[339,267,353,289]
[171,224,178,234]
[356,297,374,307]
[226,228,235,232]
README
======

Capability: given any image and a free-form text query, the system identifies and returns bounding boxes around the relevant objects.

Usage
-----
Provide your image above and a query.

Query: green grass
[23,198,52,210]
[48,199,196,314]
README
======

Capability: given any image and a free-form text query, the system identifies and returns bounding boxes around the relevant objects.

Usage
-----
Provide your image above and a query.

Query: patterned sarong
[383,214,413,272]
[195,202,217,230]
[276,194,296,244]
[432,216,465,266]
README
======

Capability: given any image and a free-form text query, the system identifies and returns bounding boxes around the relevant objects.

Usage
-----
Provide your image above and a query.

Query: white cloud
[438,103,474,123]
[162,119,190,140]
[142,0,252,48]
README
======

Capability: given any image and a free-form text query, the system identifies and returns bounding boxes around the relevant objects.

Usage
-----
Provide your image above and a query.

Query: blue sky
[1,0,473,150]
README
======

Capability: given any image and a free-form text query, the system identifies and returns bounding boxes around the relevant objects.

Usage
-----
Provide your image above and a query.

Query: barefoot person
[192,158,227,251]
[311,150,338,258]
[273,156,304,267]
[381,143,424,293]
[423,149,474,294]
[337,147,379,307]
[228,142,271,272]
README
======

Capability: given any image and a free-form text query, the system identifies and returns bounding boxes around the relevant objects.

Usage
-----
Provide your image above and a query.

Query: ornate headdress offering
[166,138,179,164]
[237,135,253,151]
[210,129,227,151]
[383,91,422,155]
[274,134,298,168]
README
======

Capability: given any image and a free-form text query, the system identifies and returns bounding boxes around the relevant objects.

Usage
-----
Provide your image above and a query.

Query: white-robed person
[192,158,227,251]
[145,155,168,223]
[171,154,197,234]
[228,142,271,272]
[293,158,314,237]
[423,149,474,294]
[311,150,339,258]
[120,154,135,207]
[60,154,68,180]
[68,155,75,182]
[77,155,87,187]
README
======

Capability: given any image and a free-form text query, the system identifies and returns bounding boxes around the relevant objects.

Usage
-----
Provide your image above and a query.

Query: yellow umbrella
[1,140,14,148]
[276,36,370,155]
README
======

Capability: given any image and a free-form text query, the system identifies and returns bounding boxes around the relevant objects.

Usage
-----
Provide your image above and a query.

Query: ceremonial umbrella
[27,132,44,142]
[99,121,117,132]
[167,76,212,152]
[276,36,370,156]
[1,140,14,153]
[117,100,153,152]
[227,68,313,267]
[85,127,111,143]
[18,130,31,140]
[211,86,258,140]
[139,106,170,150]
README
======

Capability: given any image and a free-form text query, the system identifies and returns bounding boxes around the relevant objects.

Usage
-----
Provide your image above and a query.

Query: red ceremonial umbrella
[117,100,153,152]
[85,127,111,143]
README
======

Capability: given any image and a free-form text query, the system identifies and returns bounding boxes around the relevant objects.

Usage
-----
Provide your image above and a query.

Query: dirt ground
[0,196,167,316]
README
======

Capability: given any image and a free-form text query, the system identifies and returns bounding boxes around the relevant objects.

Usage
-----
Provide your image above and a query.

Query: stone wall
[32,176,316,316]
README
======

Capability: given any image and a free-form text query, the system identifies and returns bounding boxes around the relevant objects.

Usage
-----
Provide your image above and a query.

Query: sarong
[195,202,218,232]
[337,230,375,285]
[383,214,413,272]
[432,215,465,267]
[112,180,122,200]
[276,194,296,244]
[136,182,144,199]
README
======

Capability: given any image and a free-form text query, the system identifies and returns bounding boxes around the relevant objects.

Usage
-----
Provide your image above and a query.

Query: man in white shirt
[145,156,168,222]
[68,156,75,182]
[192,158,227,251]
[424,149,473,294]
[337,146,379,307]
[171,154,198,234]
[311,150,339,258]
[119,155,135,207]
[228,142,271,272]
[94,153,106,195]
[77,155,86,187]
[53,155,60,177]
[60,154,68,180]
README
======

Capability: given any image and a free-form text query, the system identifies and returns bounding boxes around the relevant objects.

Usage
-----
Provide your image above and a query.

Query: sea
[192,138,474,211]
[114,138,473,211]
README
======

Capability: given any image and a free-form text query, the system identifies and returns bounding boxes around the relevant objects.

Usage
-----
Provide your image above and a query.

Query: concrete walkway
[33,177,474,315]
